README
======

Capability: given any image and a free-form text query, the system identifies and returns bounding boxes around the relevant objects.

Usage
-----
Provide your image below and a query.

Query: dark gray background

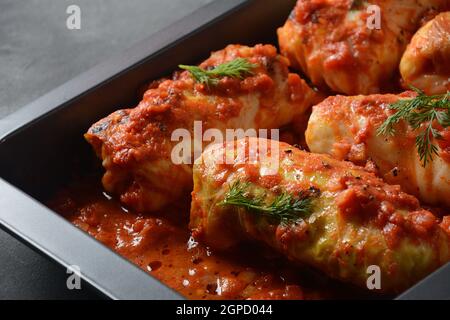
[0,0,211,299]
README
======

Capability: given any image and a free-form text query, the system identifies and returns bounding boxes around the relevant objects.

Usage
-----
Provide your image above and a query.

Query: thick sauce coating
[400,12,450,94]
[306,92,450,207]
[190,138,450,293]
[278,0,449,94]
[48,177,376,300]
[85,44,318,213]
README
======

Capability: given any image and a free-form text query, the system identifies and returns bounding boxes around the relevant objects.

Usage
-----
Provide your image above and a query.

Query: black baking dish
[0,0,448,300]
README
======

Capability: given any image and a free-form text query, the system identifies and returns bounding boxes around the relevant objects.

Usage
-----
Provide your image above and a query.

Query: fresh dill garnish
[377,87,450,167]
[217,180,315,224]
[179,58,257,88]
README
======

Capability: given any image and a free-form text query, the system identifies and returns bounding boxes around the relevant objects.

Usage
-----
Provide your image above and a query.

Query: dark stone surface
[0,0,211,300]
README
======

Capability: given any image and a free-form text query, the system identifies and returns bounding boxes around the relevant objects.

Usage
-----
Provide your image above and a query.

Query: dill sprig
[377,87,450,167]
[179,58,257,88]
[217,180,314,224]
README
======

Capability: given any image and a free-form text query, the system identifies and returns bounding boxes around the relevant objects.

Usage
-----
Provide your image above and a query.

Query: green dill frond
[217,180,315,225]
[179,58,257,88]
[377,88,450,166]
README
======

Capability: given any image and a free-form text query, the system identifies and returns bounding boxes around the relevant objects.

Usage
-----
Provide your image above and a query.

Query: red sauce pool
[48,175,381,300]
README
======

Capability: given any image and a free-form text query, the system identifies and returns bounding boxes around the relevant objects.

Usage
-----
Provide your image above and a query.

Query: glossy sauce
[48,175,378,300]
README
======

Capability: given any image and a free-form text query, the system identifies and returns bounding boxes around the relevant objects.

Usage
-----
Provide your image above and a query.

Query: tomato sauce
[48,175,380,300]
